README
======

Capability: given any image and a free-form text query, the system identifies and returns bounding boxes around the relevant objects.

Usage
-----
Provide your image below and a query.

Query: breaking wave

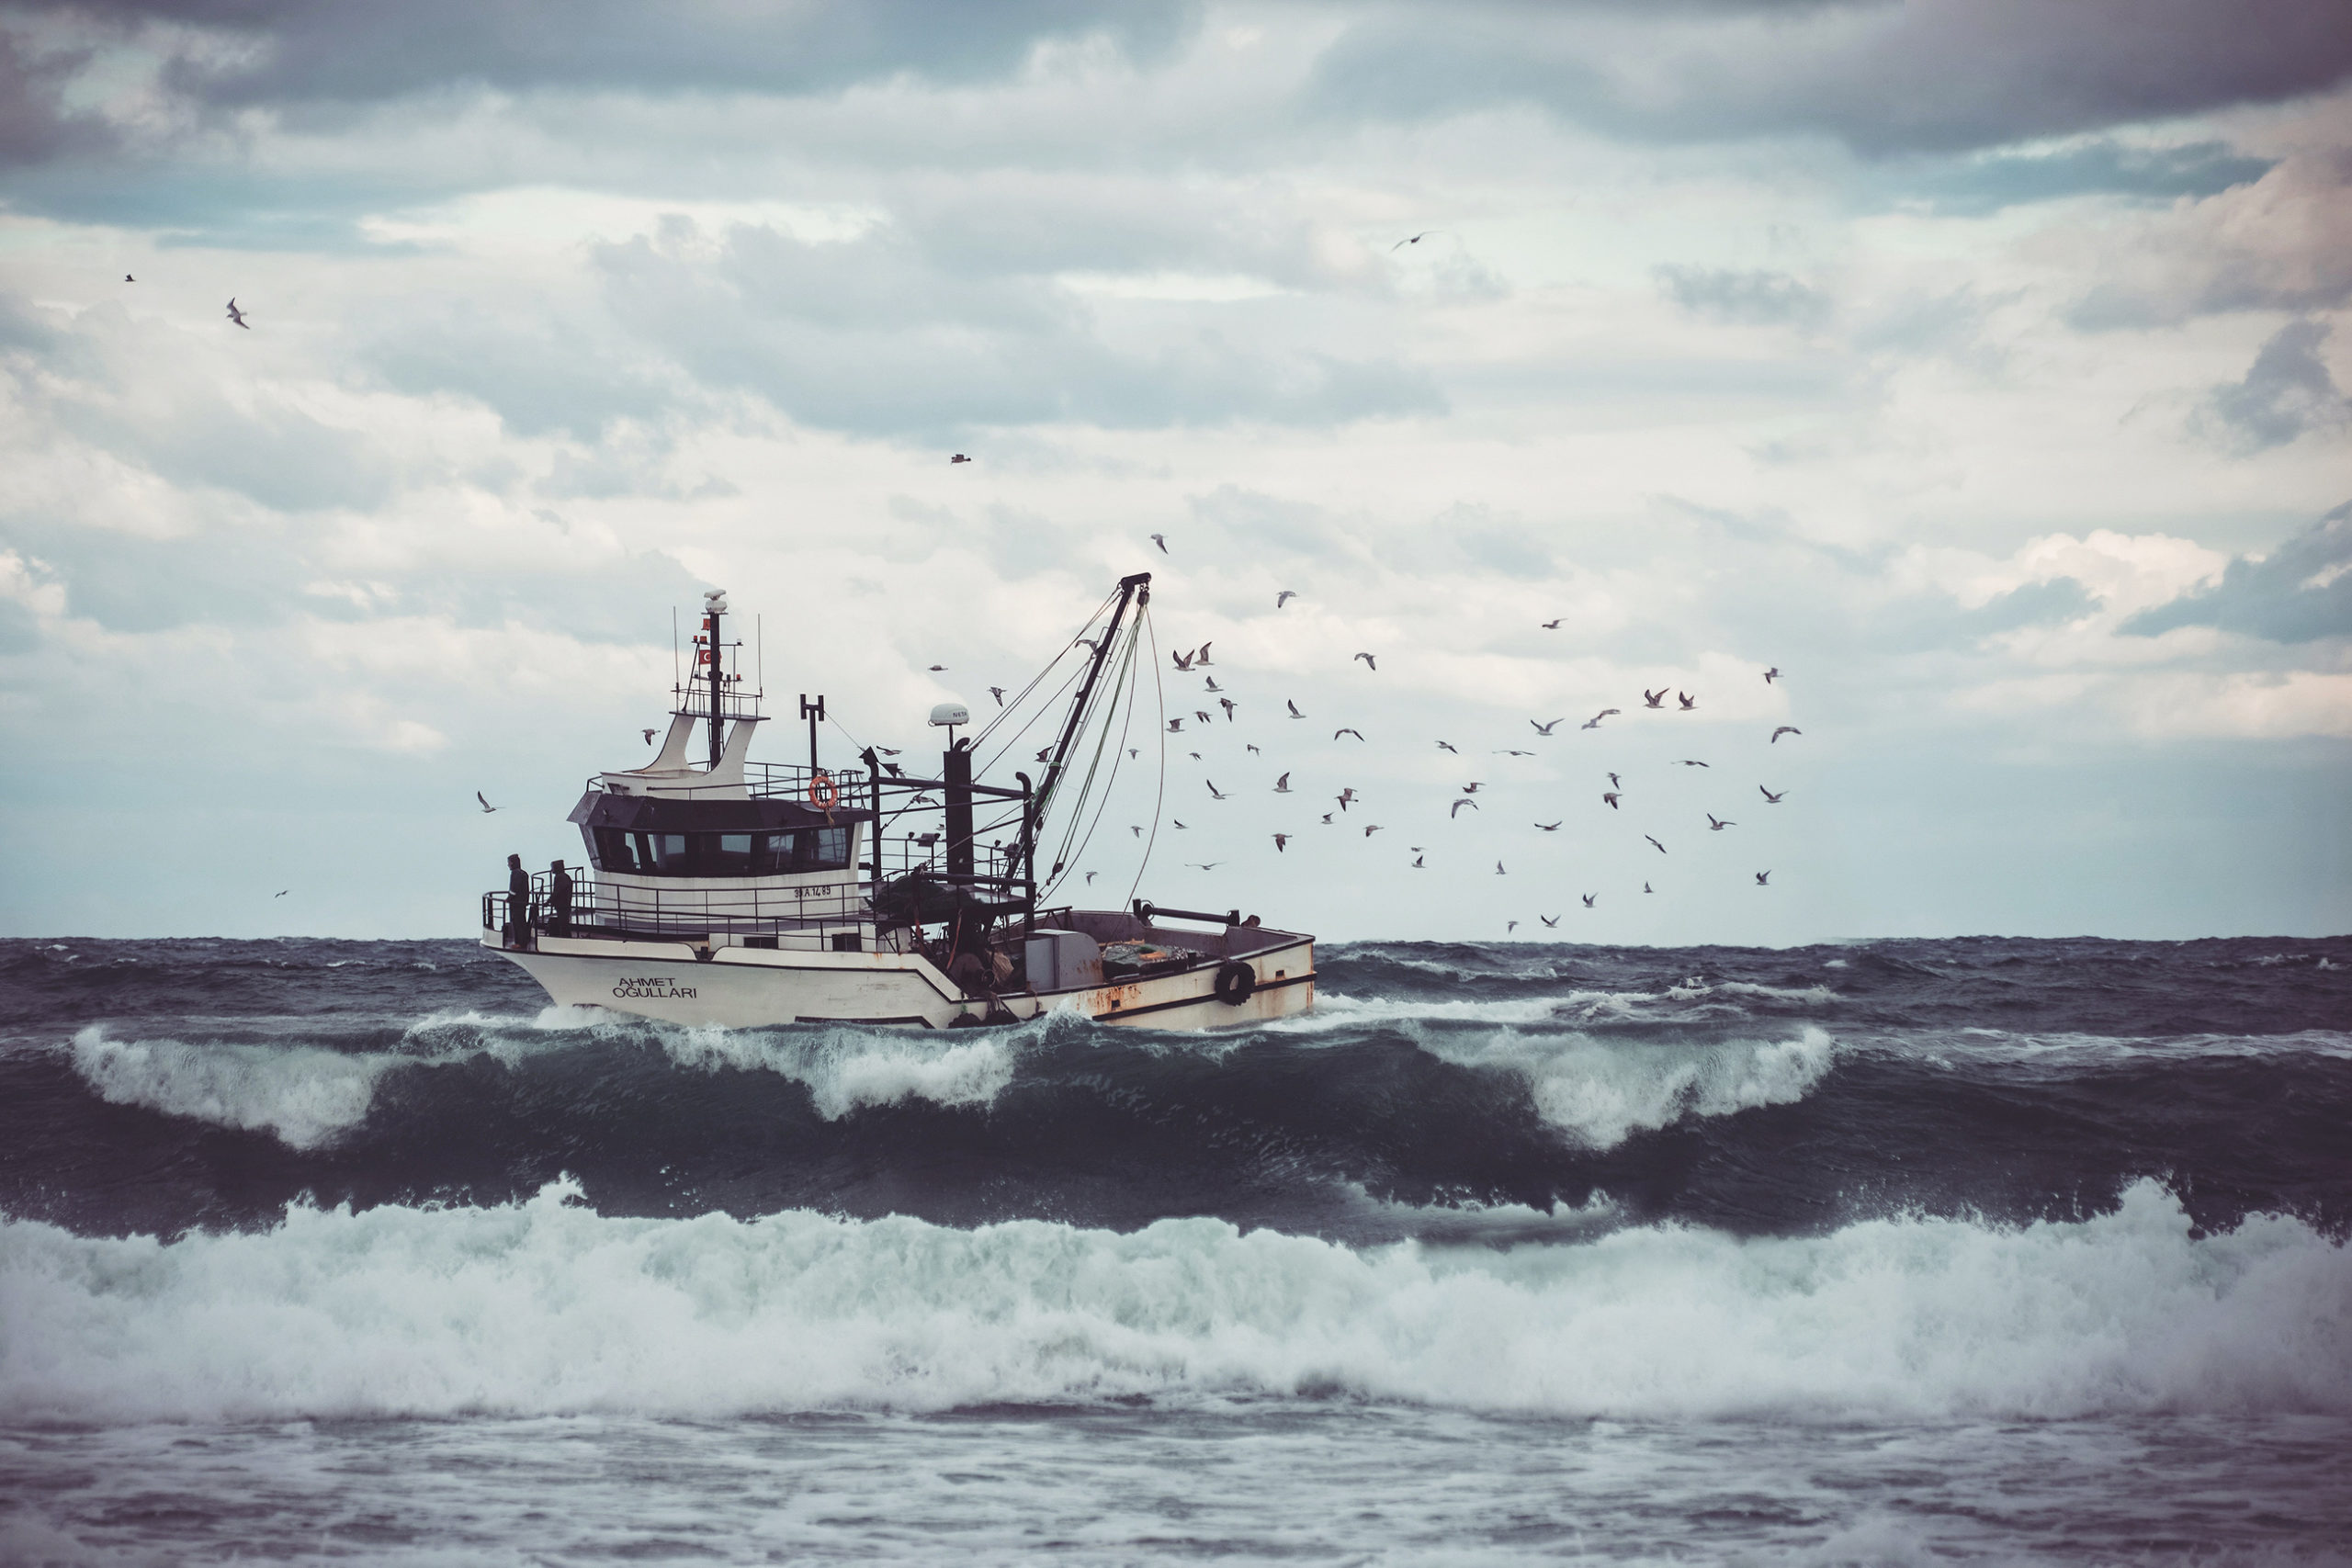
[3,1179,2343,1426]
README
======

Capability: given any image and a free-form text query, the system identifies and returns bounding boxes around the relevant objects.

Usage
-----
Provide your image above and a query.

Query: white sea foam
[659,1027,1018,1118]
[67,1027,400,1151]
[1411,1023,1839,1147]
[3,1179,2343,1426]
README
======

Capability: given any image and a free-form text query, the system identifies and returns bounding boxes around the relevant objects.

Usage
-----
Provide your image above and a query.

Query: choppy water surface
[3,934,2348,1563]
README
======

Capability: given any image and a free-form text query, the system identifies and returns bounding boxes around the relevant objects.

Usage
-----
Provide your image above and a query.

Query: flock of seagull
[1067,537,1806,931]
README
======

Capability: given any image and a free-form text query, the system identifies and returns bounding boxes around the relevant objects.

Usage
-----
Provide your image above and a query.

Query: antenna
[799,693,824,773]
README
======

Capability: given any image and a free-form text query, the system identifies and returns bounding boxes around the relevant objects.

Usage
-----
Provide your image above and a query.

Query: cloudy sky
[2,0,2347,943]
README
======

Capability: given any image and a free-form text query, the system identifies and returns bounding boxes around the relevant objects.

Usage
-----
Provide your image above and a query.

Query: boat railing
[484,872,877,948]
[585,761,871,801]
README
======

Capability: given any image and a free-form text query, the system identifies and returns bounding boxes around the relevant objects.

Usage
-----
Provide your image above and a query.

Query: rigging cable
[1036,613,1147,906]
[1033,615,1135,894]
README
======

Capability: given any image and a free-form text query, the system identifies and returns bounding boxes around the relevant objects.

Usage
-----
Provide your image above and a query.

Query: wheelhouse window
[587,825,853,875]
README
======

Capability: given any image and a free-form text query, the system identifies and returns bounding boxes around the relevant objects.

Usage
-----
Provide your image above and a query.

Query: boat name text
[612,976,697,999]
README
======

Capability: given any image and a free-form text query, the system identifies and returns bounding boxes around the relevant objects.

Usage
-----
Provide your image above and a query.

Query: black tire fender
[1213,961,1256,1006]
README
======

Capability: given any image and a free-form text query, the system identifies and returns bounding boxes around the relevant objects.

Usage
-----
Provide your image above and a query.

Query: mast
[700,589,728,770]
[1022,570,1148,881]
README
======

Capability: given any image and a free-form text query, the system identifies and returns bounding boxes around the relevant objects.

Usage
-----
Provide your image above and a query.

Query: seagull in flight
[1645,834,1667,853]
[1168,718,1185,732]
[1643,688,1667,708]
[1334,727,1365,741]
[1602,792,1620,809]
[1508,919,1519,933]
[1172,649,1194,671]
[1459,782,1484,794]
[928,664,946,671]
[1392,231,1448,250]
[1131,825,1142,837]
[476,792,498,813]
[1451,797,1479,818]
[1205,780,1228,800]
[1354,651,1378,671]
[1246,743,1261,755]
[1534,821,1561,831]
[1771,726,1802,743]
[642,728,657,744]
[950,453,972,464]
[990,686,1005,706]
[1607,772,1622,790]
[1337,788,1357,811]
[1321,812,1334,824]
[1764,667,1781,683]
[1195,709,1214,725]
[1676,759,1710,768]
[1540,915,1559,928]
[1678,692,1697,710]
[1151,534,1169,554]
[1495,860,1507,875]
[1194,643,1214,666]
[274,889,288,897]
[1188,862,1222,872]
[1582,708,1620,730]
[1173,820,1189,829]
[1497,749,1534,757]
[1645,882,1653,894]
[1274,773,1293,793]
[1276,591,1298,608]
[225,298,250,328]
[1204,675,1224,692]
[1436,740,1459,753]
[1273,833,1290,852]
[1219,698,1238,720]
[1707,814,1736,831]
[1085,871,1099,885]
[1756,870,1772,886]
[1036,747,1053,762]
[124,273,134,282]
[1531,717,1565,736]
[1541,618,1562,629]
[1411,853,1425,868]
[1760,786,1785,803]
[1581,893,1596,908]
[1364,824,1385,837]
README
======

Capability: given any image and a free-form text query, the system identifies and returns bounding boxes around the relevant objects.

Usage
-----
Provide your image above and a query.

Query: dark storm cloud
[583,220,1442,439]
[1308,0,2352,154]
[2125,503,2352,645]
[1877,141,2275,217]
[1655,267,1828,330]
[2195,320,2350,456]
[34,0,1196,105]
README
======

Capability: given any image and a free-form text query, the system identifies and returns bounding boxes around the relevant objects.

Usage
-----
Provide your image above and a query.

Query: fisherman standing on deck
[548,860,573,937]
[505,853,531,947]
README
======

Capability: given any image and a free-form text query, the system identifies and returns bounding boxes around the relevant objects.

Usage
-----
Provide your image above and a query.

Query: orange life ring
[808,770,840,810]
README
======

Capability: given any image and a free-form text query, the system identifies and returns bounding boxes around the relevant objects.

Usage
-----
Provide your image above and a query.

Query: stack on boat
[482,573,1315,1030]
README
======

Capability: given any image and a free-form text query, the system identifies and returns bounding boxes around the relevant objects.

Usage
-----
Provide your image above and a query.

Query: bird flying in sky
[1531,717,1565,735]
[476,792,497,813]
[1286,699,1306,718]
[1151,534,1168,553]
[1756,870,1772,886]
[1276,591,1297,608]
[1760,786,1785,803]
[1678,691,1697,710]
[1771,726,1802,743]
[1354,652,1377,671]
[225,298,250,328]
[1645,834,1667,853]
[1334,727,1364,740]
[1582,708,1620,729]
[1708,814,1736,830]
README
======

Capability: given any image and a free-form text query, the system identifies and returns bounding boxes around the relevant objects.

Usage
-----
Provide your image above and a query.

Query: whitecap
[4,1178,2343,1425]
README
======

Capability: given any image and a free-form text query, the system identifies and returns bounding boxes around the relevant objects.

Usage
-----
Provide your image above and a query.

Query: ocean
[2,933,2347,1564]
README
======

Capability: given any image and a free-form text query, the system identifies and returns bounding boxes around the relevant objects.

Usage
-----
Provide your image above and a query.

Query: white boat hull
[486,923,1315,1031]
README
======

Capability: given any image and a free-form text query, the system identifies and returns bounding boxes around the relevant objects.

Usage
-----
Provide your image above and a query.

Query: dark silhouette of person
[548,860,573,937]
[506,853,531,947]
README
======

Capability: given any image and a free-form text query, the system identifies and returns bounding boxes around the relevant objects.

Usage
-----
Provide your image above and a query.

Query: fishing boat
[481,572,1315,1030]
